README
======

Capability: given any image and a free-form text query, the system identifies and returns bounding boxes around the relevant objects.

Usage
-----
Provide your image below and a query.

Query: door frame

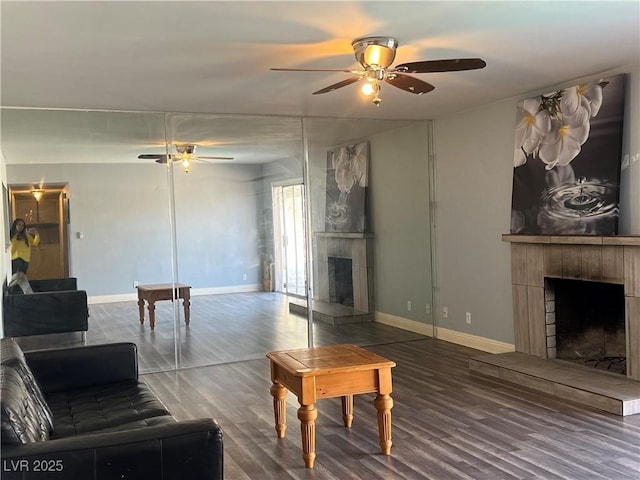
[272,179,306,297]
[9,183,70,279]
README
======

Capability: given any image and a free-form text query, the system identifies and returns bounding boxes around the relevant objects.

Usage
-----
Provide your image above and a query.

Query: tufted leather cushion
[47,380,172,438]
[88,415,177,434]
[0,338,54,431]
[0,365,50,444]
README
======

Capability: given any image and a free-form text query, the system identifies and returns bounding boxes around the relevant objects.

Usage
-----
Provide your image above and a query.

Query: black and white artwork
[325,141,368,233]
[510,74,625,235]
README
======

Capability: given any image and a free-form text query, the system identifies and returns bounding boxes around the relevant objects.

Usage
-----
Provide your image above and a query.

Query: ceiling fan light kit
[175,144,196,173]
[138,144,234,172]
[271,36,486,106]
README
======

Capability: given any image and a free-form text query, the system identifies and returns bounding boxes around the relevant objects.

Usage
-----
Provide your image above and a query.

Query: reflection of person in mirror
[10,218,39,274]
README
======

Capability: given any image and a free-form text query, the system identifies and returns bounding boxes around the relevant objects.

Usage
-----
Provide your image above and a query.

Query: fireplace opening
[550,278,626,375]
[328,257,353,307]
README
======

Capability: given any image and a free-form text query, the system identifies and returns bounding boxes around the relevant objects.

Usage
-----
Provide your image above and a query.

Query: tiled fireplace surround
[503,235,640,381]
[314,232,374,314]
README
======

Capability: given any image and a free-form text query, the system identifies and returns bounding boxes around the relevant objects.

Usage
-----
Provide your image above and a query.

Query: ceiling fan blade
[198,156,234,161]
[385,74,435,95]
[138,154,167,160]
[394,58,487,73]
[271,67,359,74]
[313,76,362,95]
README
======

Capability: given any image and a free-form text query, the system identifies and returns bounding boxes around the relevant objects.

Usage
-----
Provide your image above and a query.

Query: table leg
[138,298,145,325]
[297,404,317,468]
[148,301,156,330]
[270,382,288,439]
[183,291,191,326]
[341,395,354,428]
[374,393,393,455]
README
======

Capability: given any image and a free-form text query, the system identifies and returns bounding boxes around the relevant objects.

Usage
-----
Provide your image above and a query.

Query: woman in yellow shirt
[10,218,39,274]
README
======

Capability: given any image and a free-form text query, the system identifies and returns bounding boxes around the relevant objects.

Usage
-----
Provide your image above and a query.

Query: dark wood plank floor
[87,292,640,478]
[86,292,427,373]
[143,338,640,480]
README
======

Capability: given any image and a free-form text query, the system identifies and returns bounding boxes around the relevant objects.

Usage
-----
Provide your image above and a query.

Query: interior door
[273,183,306,297]
[9,185,69,280]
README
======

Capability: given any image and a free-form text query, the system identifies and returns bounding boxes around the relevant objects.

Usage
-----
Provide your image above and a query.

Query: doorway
[9,184,70,280]
[272,182,306,297]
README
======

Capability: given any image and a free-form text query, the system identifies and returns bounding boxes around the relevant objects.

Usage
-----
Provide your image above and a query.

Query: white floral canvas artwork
[510,74,625,235]
[325,141,368,233]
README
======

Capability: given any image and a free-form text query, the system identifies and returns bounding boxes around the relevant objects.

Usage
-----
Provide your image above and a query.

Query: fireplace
[314,232,374,313]
[502,234,640,381]
[328,257,354,306]
[545,278,626,374]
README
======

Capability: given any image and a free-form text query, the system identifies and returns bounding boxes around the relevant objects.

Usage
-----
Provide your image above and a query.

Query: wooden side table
[267,344,396,468]
[136,283,191,330]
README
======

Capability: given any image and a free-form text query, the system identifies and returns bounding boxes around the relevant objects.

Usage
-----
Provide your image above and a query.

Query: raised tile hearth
[470,351,640,415]
[471,235,640,416]
[288,297,374,325]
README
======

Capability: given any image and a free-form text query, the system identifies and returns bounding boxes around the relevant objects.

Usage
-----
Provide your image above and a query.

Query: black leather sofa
[0,338,223,479]
[3,277,89,337]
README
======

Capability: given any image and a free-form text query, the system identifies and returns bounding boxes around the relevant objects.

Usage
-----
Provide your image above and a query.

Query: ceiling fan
[271,36,486,106]
[138,144,233,173]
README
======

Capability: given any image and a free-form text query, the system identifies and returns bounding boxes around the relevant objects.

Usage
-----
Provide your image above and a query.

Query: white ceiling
[1,1,639,165]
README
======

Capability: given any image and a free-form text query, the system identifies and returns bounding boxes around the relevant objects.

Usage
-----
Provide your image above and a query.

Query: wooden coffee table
[136,283,191,330]
[267,344,396,468]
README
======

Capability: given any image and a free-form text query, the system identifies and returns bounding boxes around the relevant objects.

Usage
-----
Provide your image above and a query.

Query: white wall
[434,64,640,345]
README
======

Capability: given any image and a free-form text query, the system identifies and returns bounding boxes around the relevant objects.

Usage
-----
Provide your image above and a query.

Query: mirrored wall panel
[164,113,308,369]
[2,108,177,373]
[2,107,435,374]
[304,118,435,346]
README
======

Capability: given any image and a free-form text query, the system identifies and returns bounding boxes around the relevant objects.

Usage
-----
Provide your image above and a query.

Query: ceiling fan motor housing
[352,36,398,69]
[176,144,196,156]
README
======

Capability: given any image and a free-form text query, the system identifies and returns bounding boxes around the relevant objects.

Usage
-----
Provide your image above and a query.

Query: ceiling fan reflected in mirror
[271,36,486,106]
[138,144,234,173]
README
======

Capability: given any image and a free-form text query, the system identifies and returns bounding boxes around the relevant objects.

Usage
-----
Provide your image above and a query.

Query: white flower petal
[523,98,542,114]
[539,135,582,166]
[564,107,591,144]
[560,87,580,116]
[584,84,604,117]
[514,148,527,167]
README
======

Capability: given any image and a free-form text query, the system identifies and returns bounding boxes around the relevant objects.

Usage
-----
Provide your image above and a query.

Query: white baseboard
[435,327,514,354]
[88,294,134,304]
[88,284,262,305]
[375,312,434,337]
[375,312,514,354]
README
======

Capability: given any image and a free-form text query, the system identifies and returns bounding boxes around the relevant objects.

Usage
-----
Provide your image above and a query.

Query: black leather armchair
[1,340,224,480]
[2,277,89,337]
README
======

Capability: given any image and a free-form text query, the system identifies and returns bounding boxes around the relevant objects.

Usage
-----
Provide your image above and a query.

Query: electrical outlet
[426,304,431,315]
[443,307,448,319]
[466,312,472,324]
[407,301,412,311]
[133,281,139,288]
[242,273,247,281]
